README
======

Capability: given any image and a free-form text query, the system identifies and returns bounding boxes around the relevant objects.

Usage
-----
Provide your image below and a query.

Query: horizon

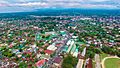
[0,8,120,17]
[0,8,120,14]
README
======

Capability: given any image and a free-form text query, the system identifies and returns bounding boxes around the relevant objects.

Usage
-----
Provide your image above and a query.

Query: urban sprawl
[0,16,120,68]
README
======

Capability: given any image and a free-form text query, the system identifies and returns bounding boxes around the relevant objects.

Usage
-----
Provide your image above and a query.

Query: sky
[0,0,120,13]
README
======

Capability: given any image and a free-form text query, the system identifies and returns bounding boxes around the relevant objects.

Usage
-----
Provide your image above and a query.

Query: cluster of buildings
[0,15,119,68]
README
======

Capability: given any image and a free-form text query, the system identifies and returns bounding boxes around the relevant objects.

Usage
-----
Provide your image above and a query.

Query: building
[36,59,46,68]
[66,40,75,53]
[71,44,76,54]
[47,45,57,51]
[44,50,53,55]
[73,48,79,57]
[53,57,62,68]
[85,58,93,68]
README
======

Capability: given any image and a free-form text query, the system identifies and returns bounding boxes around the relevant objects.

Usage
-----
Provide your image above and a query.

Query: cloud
[87,0,109,2]
[0,0,119,12]
[15,2,48,7]
[0,0,119,7]
[11,0,118,9]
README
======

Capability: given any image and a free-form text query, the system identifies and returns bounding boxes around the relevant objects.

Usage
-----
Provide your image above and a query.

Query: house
[36,59,46,68]
[47,45,57,51]
[40,54,50,60]
[45,32,56,35]
[53,57,62,68]
[44,50,53,55]
[85,58,93,68]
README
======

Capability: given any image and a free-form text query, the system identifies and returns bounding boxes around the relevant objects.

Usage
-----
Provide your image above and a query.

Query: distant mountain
[0,8,120,18]
[35,8,120,16]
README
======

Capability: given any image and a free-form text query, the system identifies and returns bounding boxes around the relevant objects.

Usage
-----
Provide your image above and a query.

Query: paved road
[76,59,84,68]
[76,47,86,68]
[95,54,101,68]
[46,32,71,68]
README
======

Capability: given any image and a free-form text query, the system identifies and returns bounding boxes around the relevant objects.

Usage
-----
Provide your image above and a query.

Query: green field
[104,58,120,68]
[100,53,108,61]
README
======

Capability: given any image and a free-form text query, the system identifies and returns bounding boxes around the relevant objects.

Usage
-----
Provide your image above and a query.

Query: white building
[67,40,75,53]
[47,45,57,51]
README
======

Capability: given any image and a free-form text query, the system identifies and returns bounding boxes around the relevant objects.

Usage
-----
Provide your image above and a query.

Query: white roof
[72,36,78,38]
[73,52,78,57]
[67,40,71,45]
[71,44,76,54]
[47,45,57,51]
[45,32,56,35]
[67,40,75,53]
[81,47,86,57]
[71,40,74,45]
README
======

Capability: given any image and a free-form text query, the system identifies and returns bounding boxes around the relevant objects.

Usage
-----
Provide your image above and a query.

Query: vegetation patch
[100,53,108,61]
[62,54,78,68]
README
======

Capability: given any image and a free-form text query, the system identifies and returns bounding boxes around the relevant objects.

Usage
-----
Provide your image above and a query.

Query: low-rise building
[53,57,62,68]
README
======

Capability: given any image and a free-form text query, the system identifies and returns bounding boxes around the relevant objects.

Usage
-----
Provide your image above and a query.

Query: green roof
[63,46,68,52]
[60,31,66,35]
[36,34,42,41]
[75,48,79,52]
[77,42,85,45]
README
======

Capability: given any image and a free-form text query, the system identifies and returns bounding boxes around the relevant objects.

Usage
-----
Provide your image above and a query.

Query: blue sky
[0,0,120,13]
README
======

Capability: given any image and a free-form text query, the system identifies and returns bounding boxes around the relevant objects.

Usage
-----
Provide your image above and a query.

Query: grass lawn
[100,53,108,61]
[104,58,120,68]
[92,61,95,68]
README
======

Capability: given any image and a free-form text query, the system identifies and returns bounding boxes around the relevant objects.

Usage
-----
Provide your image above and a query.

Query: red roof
[44,50,53,54]
[54,57,62,64]
[36,59,46,67]
[86,58,92,68]
[56,43,62,47]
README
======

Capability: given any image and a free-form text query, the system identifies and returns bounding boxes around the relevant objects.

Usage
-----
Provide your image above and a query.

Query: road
[76,47,86,68]
[46,32,71,68]
[76,59,84,68]
[95,54,101,68]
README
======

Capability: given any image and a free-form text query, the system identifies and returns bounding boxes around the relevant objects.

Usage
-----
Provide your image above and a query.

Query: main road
[46,32,72,68]
[76,47,86,68]
[95,54,101,68]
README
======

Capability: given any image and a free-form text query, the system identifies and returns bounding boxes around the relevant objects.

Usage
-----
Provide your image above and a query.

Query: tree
[116,50,120,57]
[79,46,85,53]
[62,63,73,68]
[101,46,112,54]
[19,62,27,68]
[86,50,95,59]
[62,54,78,68]
[94,48,101,54]
[26,54,30,58]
